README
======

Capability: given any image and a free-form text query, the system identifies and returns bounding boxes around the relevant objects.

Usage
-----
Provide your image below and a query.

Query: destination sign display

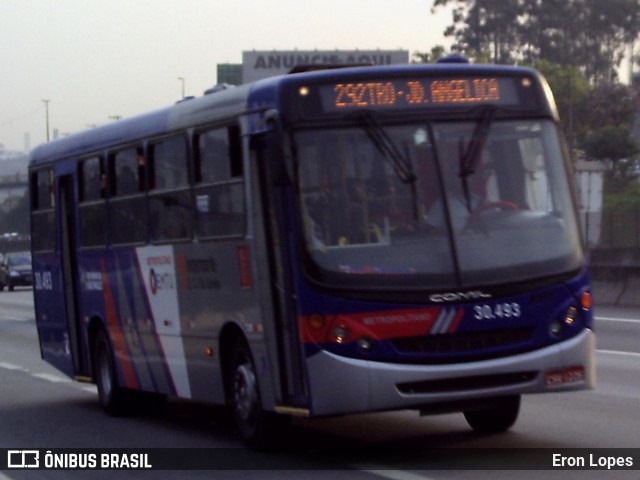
[296,75,534,115]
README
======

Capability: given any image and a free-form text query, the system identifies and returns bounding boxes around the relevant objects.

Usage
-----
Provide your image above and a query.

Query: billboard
[242,50,410,83]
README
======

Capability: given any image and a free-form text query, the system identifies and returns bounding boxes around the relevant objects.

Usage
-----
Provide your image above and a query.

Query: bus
[29,56,595,447]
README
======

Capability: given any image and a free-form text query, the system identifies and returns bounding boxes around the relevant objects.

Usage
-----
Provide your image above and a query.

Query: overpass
[0,172,27,212]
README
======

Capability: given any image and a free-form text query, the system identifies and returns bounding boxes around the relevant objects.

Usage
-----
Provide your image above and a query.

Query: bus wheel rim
[233,363,257,422]
[99,349,112,397]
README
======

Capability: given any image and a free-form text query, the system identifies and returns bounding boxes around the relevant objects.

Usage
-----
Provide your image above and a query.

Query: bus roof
[251,61,541,90]
[29,83,253,167]
[30,62,547,168]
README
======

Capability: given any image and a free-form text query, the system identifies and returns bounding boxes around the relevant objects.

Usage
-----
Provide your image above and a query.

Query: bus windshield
[295,118,583,290]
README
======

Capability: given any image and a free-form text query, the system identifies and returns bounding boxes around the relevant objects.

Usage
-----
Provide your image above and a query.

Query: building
[218,49,410,85]
[216,64,243,86]
[0,148,28,214]
[575,159,605,247]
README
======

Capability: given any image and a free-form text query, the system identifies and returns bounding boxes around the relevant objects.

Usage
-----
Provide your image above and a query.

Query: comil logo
[429,290,492,303]
[8,450,40,468]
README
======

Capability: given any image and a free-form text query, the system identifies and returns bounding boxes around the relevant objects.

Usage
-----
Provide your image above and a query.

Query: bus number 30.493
[474,303,522,320]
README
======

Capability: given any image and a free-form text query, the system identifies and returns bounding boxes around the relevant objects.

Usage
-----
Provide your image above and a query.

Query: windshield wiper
[356,112,415,184]
[458,106,496,211]
[355,111,421,229]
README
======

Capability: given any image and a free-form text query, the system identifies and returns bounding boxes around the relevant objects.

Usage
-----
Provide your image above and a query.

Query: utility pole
[42,99,50,141]
[178,77,185,99]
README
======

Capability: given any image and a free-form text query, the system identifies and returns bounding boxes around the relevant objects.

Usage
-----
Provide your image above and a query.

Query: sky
[0,0,453,153]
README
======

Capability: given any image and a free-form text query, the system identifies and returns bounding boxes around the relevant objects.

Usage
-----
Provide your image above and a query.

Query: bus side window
[32,168,54,210]
[112,148,142,196]
[30,168,56,252]
[80,156,105,201]
[108,147,148,245]
[78,157,107,247]
[194,126,245,238]
[148,135,192,242]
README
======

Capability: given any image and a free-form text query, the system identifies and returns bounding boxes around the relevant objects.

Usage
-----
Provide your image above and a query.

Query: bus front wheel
[463,395,520,434]
[228,338,282,448]
[93,328,130,416]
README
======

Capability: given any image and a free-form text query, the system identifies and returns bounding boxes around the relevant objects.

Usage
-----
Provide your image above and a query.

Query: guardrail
[597,207,640,249]
[589,240,640,307]
[0,173,27,188]
[0,236,30,255]
[579,206,640,306]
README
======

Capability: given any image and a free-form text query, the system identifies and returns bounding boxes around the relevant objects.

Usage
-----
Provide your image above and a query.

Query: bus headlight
[357,337,373,353]
[549,306,579,337]
[549,320,563,337]
[564,306,578,326]
[333,325,350,344]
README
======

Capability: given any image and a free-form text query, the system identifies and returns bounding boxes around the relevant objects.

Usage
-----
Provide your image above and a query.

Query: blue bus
[29,57,595,447]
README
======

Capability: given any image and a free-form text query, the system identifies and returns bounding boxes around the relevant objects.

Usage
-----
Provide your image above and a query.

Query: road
[0,289,638,479]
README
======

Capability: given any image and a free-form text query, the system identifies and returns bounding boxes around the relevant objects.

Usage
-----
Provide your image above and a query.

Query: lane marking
[0,316,34,322]
[595,316,640,324]
[0,361,94,393]
[354,465,436,480]
[594,316,640,356]
[597,349,640,358]
[81,385,98,394]
[0,361,29,373]
[31,372,72,383]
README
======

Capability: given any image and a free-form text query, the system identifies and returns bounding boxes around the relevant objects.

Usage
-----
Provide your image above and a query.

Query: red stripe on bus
[101,259,139,389]
[448,308,465,333]
[299,307,440,344]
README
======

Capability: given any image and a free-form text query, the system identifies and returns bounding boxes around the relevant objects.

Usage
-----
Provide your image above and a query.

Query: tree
[535,60,590,148]
[413,45,447,63]
[581,82,638,131]
[432,0,525,64]
[537,64,638,159]
[583,125,639,178]
[432,0,640,83]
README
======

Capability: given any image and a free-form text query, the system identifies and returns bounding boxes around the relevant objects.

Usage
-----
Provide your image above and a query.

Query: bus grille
[397,371,538,394]
[390,328,534,360]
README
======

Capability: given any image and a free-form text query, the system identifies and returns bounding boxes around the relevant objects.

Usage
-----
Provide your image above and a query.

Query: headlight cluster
[304,313,378,354]
[549,291,591,338]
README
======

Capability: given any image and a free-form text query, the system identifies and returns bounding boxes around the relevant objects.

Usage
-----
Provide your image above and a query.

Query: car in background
[0,251,33,291]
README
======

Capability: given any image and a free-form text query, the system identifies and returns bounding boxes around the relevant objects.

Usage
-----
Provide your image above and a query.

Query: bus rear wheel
[463,395,520,434]
[93,328,131,416]
[228,338,283,448]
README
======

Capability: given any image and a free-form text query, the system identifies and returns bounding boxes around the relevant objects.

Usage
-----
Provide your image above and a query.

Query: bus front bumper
[304,329,595,416]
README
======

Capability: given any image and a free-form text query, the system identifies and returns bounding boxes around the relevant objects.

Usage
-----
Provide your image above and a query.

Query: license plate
[545,366,585,386]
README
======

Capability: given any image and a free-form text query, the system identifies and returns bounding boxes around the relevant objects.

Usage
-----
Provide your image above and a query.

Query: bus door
[57,175,84,376]
[256,137,309,411]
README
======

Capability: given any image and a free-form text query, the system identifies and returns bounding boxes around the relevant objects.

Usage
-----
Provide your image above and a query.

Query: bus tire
[228,338,280,449]
[463,395,520,434]
[93,328,131,416]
